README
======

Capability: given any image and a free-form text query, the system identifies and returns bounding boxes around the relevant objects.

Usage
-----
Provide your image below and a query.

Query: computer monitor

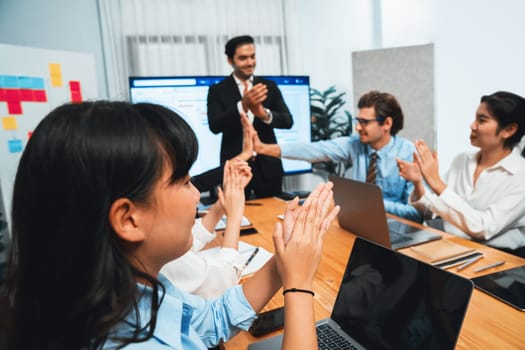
[129,76,312,176]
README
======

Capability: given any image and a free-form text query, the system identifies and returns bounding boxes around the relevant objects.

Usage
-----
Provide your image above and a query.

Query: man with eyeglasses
[251,90,422,222]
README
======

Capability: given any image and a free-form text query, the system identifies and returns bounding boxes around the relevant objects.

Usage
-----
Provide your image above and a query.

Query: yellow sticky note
[49,63,63,87]
[2,116,18,130]
[49,63,61,74]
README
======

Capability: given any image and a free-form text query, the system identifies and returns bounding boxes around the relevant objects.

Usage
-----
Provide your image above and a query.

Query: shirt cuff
[217,247,241,262]
[237,101,254,123]
[191,219,217,252]
[262,108,273,124]
[279,142,292,158]
[410,191,437,219]
[225,285,257,330]
[435,186,455,205]
[428,187,461,219]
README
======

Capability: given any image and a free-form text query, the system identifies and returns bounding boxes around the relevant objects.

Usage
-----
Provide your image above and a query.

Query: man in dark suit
[206,35,293,198]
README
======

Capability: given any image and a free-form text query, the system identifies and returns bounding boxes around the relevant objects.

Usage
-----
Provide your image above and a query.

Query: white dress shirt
[160,219,241,298]
[411,147,525,249]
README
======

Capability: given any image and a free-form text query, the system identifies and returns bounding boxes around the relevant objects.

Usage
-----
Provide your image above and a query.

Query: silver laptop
[328,175,441,250]
[249,237,474,350]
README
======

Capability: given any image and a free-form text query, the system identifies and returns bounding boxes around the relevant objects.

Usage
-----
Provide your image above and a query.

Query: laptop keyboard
[317,323,357,350]
[389,231,412,244]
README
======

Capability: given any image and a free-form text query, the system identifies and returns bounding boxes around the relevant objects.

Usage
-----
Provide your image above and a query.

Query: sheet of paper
[196,241,273,278]
[215,215,252,230]
[236,241,273,277]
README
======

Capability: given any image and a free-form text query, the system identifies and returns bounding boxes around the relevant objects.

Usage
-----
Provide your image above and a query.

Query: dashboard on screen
[129,76,312,176]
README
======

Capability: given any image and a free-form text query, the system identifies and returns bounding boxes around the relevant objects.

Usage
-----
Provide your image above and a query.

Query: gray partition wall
[352,44,435,148]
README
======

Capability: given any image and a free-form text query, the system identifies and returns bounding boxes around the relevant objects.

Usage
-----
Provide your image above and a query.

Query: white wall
[287,0,376,107]
[282,0,379,190]
[296,0,525,170]
[432,0,525,169]
[0,0,108,98]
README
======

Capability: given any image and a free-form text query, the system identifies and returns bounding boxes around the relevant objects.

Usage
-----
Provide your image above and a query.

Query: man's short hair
[481,91,525,149]
[357,91,404,135]
[225,35,255,59]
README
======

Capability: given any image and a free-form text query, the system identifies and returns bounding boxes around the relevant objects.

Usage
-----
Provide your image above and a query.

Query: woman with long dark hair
[7,101,338,349]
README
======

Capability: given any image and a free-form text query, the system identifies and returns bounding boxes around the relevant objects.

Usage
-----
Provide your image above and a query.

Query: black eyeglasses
[353,117,385,126]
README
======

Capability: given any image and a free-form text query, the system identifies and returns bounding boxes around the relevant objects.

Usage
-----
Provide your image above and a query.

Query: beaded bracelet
[282,288,315,296]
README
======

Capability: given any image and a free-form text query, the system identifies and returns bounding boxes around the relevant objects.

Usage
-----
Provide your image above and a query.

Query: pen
[241,247,259,271]
[473,260,505,273]
[435,251,483,269]
[457,254,484,271]
[245,202,263,206]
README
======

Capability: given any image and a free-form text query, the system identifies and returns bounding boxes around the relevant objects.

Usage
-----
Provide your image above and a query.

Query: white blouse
[160,218,241,298]
[411,147,525,250]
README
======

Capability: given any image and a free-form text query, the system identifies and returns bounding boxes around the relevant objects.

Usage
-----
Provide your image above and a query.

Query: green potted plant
[310,85,353,175]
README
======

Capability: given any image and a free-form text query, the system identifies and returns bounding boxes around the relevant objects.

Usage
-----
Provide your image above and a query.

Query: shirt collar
[232,74,254,88]
[470,147,522,175]
[119,275,190,349]
[368,135,396,158]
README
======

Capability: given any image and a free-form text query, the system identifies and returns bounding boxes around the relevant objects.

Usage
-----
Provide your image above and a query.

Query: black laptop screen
[331,238,473,350]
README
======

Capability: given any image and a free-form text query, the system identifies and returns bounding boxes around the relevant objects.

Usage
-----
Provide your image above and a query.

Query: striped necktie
[366,152,378,184]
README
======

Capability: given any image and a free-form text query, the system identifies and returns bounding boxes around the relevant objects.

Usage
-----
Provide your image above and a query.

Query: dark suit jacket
[205,75,293,197]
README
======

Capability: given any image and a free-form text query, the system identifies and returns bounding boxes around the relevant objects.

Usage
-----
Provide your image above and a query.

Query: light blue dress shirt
[280,135,422,222]
[103,274,256,349]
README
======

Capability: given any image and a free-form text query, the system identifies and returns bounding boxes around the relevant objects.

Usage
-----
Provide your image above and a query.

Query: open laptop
[249,237,474,350]
[328,175,441,250]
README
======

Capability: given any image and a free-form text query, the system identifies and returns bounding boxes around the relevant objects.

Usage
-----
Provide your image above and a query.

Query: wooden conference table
[222,197,525,350]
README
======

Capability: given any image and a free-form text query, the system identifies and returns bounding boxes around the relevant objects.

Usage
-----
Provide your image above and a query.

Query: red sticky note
[28,131,33,139]
[8,101,22,114]
[33,90,47,102]
[69,80,80,92]
[20,89,34,101]
[71,93,82,103]
[0,88,6,101]
[6,89,20,101]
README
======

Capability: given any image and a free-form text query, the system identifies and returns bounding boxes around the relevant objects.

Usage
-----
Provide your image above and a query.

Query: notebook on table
[328,175,442,250]
[410,239,475,262]
[249,237,474,350]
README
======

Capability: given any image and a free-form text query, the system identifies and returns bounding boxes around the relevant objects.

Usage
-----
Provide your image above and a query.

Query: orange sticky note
[2,116,18,130]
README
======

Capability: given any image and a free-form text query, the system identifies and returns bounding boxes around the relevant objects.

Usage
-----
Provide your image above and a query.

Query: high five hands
[240,112,269,157]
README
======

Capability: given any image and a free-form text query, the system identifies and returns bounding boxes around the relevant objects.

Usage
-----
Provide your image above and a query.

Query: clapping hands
[397,139,446,196]
[242,83,269,120]
[273,182,340,290]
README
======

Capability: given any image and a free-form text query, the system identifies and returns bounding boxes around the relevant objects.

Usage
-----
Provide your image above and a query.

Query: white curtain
[98,0,288,100]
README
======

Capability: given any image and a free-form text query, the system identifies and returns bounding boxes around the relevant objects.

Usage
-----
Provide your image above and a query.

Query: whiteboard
[0,43,98,231]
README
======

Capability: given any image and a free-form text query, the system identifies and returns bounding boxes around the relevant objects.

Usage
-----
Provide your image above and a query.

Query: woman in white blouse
[161,159,252,297]
[397,91,525,258]
[161,113,254,298]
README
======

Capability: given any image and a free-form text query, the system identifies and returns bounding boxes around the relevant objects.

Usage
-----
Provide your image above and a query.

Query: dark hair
[7,101,198,349]
[225,35,255,59]
[480,91,525,149]
[357,91,404,135]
